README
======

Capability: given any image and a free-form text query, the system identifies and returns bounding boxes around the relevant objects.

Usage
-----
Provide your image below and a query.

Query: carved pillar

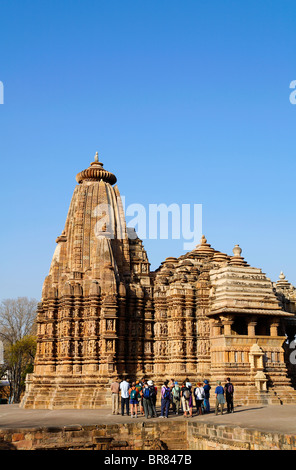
[167,286,186,375]
[196,274,211,376]
[220,315,234,336]
[72,284,83,374]
[184,286,196,374]
[57,282,74,374]
[84,282,101,373]
[153,287,167,377]
[99,294,118,376]
[143,298,154,375]
[117,282,127,375]
[247,318,257,336]
[42,289,59,375]
[126,287,137,376]
[211,319,222,336]
[135,286,145,376]
[35,301,46,374]
[270,320,279,337]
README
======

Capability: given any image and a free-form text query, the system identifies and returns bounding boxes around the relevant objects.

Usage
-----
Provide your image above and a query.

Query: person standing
[203,379,211,413]
[215,381,225,415]
[135,381,144,416]
[181,381,193,418]
[171,381,181,415]
[159,380,171,418]
[194,382,204,416]
[169,378,175,411]
[148,380,158,417]
[120,378,130,416]
[110,379,120,415]
[142,382,153,418]
[224,377,234,413]
[129,382,139,418]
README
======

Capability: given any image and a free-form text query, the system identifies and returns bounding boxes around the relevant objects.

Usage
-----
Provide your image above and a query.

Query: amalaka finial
[229,243,248,266]
[76,151,117,185]
[232,244,242,257]
[200,235,207,245]
[194,234,215,256]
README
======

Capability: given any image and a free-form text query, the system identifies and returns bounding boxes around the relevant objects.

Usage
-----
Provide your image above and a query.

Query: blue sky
[0,0,295,299]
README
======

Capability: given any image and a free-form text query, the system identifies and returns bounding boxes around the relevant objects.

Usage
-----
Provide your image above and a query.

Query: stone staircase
[21,385,111,409]
[226,385,296,407]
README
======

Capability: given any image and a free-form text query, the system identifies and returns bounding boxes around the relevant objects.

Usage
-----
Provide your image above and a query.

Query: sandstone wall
[1,421,295,450]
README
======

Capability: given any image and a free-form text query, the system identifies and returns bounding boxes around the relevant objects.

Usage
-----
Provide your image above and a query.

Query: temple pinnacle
[76,152,117,185]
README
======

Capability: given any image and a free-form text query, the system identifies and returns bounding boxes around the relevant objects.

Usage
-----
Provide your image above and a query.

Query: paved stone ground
[0,404,295,435]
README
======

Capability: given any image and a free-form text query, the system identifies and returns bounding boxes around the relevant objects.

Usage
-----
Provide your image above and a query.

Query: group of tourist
[110,377,234,418]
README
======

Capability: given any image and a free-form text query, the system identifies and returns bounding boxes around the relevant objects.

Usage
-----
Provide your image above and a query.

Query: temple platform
[1,403,296,433]
[0,403,295,450]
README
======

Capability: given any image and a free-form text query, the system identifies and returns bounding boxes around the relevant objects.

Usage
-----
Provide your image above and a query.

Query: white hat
[147,380,153,386]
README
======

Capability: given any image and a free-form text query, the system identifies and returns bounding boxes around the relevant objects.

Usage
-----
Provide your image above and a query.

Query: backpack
[149,386,156,398]
[143,387,150,399]
[130,389,137,400]
[172,386,181,400]
[183,388,190,400]
[163,387,170,399]
[227,383,233,394]
[195,387,205,400]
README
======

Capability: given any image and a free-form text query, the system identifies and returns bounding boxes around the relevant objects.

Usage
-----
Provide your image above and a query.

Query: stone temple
[21,153,296,408]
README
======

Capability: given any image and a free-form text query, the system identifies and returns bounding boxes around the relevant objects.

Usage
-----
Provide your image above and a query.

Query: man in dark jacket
[224,377,234,413]
[203,379,211,413]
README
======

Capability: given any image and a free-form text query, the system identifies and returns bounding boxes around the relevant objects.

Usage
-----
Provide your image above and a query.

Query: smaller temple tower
[208,244,296,403]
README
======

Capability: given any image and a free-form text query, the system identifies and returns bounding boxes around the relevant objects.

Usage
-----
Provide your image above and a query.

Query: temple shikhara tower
[21,154,296,409]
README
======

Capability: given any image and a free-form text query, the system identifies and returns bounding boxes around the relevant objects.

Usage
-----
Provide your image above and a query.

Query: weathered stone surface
[0,420,295,450]
[20,154,296,409]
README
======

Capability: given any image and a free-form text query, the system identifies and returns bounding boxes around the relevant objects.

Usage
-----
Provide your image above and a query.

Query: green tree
[5,335,37,403]
[0,297,38,403]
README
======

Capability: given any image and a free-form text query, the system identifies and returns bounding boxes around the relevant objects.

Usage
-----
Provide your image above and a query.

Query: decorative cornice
[207,307,294,317]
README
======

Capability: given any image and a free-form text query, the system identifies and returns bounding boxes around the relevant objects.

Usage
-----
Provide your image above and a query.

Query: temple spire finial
[76,151,117,185]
